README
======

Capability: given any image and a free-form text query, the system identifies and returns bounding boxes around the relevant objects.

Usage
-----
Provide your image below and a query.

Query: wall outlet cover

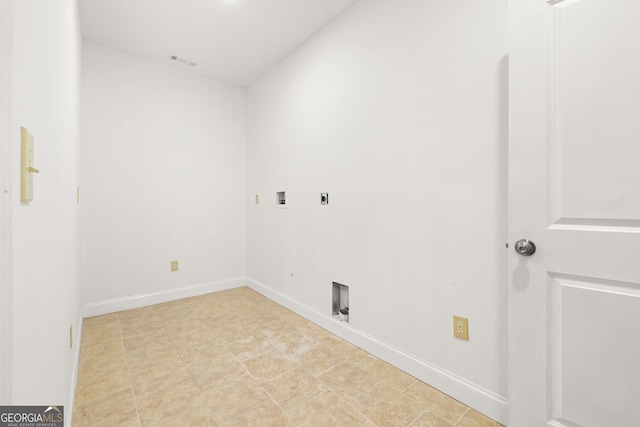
[453,315,469,340]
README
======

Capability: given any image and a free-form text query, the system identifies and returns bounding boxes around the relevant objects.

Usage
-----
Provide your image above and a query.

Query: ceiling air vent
[168,55,197,67]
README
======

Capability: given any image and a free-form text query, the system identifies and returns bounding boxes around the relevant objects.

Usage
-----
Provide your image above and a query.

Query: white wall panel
[81,42,247,306]
[8,0,82,410]
[247,0,508,416]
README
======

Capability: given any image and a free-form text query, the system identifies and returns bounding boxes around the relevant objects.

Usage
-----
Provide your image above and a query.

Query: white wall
[81,43,247,310]
[0,0,12,405]
[7,0,82,411]
[247,0,508,420]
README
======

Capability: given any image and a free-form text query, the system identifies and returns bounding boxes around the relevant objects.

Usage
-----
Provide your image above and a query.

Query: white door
[509,0,640,426]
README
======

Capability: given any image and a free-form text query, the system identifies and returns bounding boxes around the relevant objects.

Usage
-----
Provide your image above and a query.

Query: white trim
[0,0,12,405]
[82,277,246,317]
[247,278,508,425]
[66,309,83,427]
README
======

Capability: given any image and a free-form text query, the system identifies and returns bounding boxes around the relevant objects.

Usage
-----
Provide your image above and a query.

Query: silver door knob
[514,239,536,256]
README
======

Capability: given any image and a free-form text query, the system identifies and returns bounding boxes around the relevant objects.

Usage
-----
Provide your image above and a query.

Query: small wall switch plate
[171,260,179,272]
[453,315,469,340]
[321,193,329,205]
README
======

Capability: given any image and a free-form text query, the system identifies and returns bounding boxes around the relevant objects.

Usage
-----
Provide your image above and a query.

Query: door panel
[551,0,640,224]
[509,0,640,426]
[548,274,640,426]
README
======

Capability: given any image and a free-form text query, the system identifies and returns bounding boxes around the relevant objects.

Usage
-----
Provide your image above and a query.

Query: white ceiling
[79,0,361,87]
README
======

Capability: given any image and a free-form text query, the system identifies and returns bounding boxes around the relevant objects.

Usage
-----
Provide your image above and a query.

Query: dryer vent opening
[332,282,349,323]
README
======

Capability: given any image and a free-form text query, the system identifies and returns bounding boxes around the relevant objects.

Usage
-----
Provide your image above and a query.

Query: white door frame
[0,0,12,404]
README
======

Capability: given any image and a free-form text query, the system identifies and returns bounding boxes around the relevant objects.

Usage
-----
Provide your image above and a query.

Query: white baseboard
[66,309,84,427]
[247,278,508,425]
[82,278,246,318]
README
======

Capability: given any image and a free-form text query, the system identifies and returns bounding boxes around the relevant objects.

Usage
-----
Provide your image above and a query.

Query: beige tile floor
[73,287,504,427]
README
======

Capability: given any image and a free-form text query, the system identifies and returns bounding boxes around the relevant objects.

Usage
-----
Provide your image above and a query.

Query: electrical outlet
[255,194,259,204]
[171,260,179,272]
[453,315,469,340]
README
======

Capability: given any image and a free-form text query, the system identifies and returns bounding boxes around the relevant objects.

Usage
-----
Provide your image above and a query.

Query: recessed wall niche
[332,282,349,322]
[276,190,286,207]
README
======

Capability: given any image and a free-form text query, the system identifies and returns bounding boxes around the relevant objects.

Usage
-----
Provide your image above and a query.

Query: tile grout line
[218,344,293,424]
[454,407,470,425]
[354,378,385,400]
[297,373,375,426]
[184,304,237,426]
[406,409,430,427]
[116,312,142,426]
[343,391,377,426]
[257,389,293,424]
[260,338,376,426]
[401,378,419,393]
